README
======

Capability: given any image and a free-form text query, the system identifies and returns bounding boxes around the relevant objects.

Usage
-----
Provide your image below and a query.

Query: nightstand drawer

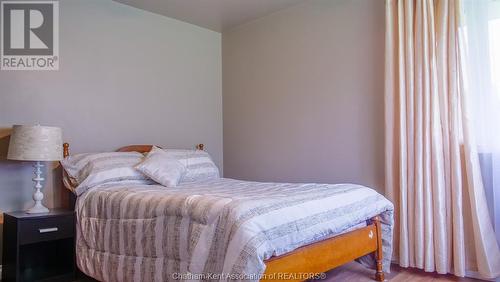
[18,215,74,245]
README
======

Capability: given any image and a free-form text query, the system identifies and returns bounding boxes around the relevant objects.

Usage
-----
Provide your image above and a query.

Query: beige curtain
[384,0,500,278]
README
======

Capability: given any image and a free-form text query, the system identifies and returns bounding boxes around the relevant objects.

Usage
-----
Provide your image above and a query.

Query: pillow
[135,146,186,187]
[162,148,220,182]
[61,151,152,196]
[62,169,78,194]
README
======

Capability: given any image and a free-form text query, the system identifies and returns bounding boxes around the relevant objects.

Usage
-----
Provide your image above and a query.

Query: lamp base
[26,202,50,214]
[26,161,50,214]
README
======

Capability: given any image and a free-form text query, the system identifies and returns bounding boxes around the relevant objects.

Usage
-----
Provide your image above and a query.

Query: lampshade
[7,125,63,161]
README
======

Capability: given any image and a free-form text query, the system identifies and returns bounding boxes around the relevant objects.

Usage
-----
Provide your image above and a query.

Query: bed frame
[63,143,385,282]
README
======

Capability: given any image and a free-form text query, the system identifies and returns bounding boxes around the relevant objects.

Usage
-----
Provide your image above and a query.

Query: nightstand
[1,209,76,282]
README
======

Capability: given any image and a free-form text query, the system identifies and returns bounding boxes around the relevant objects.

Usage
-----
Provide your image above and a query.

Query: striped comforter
[75,178,394,282]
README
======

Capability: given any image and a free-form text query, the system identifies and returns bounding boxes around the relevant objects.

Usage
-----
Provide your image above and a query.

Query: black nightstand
[1,209,76,282]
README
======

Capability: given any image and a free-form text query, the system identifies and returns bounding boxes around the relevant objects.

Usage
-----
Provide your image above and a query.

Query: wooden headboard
[62,143,205,158]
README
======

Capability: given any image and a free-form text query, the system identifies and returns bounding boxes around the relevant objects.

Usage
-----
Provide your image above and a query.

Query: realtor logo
[1,1,59,70]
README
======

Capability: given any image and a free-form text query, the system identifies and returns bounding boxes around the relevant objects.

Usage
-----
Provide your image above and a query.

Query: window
[461,0,500,245]
[489,11,500,97]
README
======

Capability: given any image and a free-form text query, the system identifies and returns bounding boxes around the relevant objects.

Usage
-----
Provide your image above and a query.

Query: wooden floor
[324,262,485,282]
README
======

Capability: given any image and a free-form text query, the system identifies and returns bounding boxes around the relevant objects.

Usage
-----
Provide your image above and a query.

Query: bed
[63,143,393,282]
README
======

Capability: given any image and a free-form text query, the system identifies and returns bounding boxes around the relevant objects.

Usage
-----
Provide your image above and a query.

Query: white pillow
[61,151,152,196]
[135,146,186,187]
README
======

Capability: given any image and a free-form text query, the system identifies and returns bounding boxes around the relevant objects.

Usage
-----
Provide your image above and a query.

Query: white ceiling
[114,0,307,32]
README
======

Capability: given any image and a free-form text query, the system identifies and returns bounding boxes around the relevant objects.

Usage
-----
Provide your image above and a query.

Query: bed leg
[373,216,384,282]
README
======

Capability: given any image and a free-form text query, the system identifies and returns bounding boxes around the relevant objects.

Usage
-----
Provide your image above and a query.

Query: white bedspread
[75,178,394,282]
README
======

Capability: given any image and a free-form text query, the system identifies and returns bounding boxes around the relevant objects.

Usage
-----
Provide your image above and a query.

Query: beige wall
[0,0,222,263]
[222,0,385,190]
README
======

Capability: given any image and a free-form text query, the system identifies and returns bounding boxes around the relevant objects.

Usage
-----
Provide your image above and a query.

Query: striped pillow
[163,149,220,182]
[61,152,152,196]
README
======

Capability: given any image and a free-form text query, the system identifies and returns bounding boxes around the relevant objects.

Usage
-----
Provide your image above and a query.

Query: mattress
[75,178,394,282]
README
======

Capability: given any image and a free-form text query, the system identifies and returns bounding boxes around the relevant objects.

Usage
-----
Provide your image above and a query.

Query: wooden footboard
[261,216,384,282]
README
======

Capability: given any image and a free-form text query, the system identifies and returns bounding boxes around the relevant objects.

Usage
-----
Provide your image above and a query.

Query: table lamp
[7,125,63,214]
